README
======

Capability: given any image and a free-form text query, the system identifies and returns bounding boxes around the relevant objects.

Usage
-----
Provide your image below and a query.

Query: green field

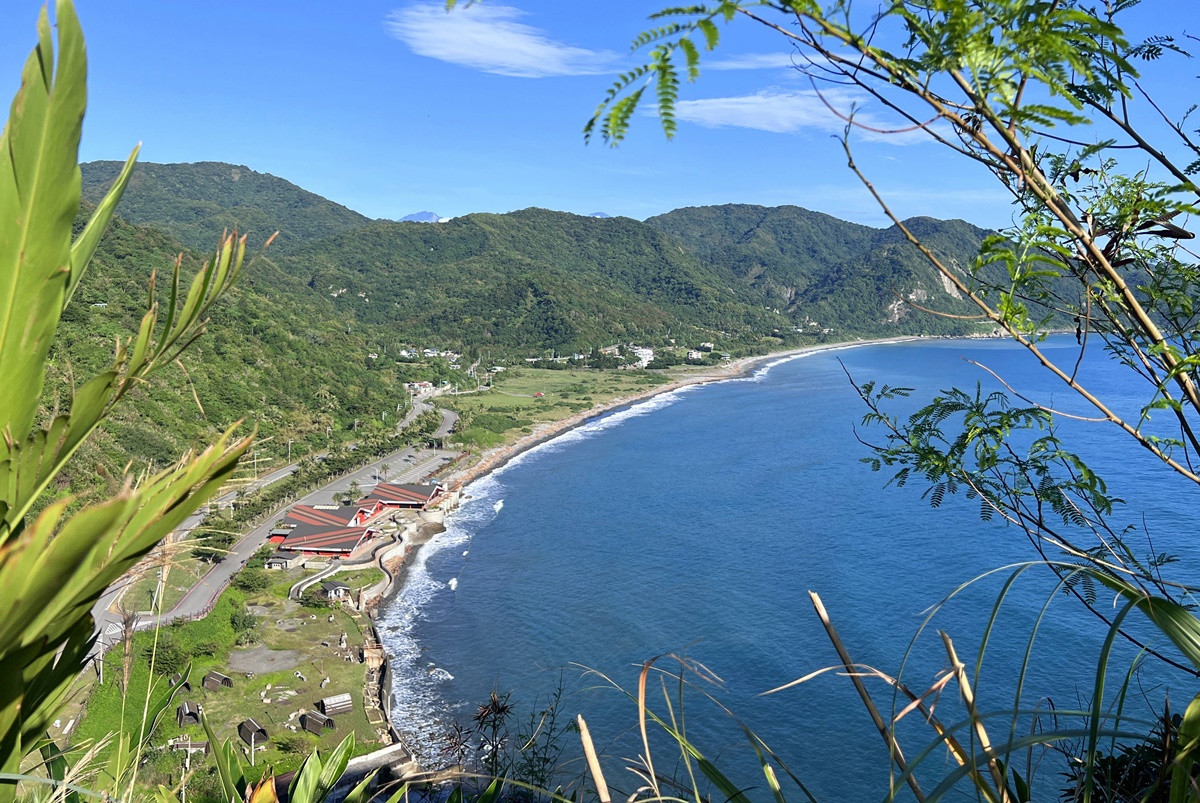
[118,554,212,617]
[73,565,390,799]
[445,367,704,448]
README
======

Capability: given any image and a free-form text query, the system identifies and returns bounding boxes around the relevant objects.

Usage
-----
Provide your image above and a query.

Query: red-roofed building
[360,482,444,511]
[272,502,386,557]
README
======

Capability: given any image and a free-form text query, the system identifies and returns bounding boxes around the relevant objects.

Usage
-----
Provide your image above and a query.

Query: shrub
[232,568,270,593]
[230,610,258,633]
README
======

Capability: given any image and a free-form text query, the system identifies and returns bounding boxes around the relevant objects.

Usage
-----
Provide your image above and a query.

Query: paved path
[89,392,456,660]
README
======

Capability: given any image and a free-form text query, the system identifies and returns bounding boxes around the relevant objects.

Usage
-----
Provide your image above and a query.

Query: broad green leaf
[1170,693,1200,803]
[0,2,87,456]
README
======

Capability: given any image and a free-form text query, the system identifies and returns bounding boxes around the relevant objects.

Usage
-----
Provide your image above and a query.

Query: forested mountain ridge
[646,204,995,334]
[277,207,787,352]
[80,160,372,254]
[78,161,1003,357]
[56,163,1020,487]
[53,208,453,499]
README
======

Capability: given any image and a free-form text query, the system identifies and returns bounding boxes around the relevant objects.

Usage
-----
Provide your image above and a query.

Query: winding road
[88,391,459,661]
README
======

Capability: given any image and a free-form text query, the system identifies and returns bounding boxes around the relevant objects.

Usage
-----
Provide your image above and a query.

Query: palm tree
[380,463,391,482]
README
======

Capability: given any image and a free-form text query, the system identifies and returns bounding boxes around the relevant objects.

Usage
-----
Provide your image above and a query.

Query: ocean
[377,336,1200,801]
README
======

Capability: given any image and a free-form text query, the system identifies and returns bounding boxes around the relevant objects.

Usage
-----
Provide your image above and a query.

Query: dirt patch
[227,644,302,674]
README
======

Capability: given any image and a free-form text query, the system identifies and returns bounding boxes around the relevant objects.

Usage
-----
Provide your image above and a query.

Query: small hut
[238,718,268,748]
[202,671,233,691]
[176,701,201,728]
[168,673,191,692]
[317,693,353,716]
[321,580,351,601]
[301,711,335,735]
[265,549,304,570]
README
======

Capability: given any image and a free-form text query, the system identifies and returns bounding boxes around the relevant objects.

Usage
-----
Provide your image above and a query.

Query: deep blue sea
[379,336,1200,801]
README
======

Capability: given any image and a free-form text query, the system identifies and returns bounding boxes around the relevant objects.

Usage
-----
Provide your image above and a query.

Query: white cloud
[385,4,619,78]
[707,53,798,71]
[672,88,933,144]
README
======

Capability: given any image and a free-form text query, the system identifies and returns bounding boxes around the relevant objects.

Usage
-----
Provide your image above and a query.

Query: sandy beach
[439,336,926,493]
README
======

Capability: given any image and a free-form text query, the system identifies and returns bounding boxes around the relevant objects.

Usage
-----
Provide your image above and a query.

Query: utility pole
[288,438,294,461]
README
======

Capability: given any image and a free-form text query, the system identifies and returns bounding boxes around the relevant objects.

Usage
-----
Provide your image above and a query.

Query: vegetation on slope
[646,204,996,335]
[81,162,1006,356]
[81,160,371,254]
[51,209,457,497]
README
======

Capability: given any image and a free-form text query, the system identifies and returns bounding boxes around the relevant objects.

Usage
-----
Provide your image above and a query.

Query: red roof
[280,503,383,554]
[360,483,441,508]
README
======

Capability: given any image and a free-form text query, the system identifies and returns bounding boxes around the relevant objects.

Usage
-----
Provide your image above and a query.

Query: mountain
[55,165,1020,488]
[646,204,994,334]
[275,207,787,353]
[401,211,442,223]
[587,212,611,218]
[80,161,372,254]
[55,207,455,498]
[79,162,1006,358]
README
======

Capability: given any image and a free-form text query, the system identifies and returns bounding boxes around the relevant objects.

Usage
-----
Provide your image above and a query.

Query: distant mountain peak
[401,211,442,223]
[587,212,611,218]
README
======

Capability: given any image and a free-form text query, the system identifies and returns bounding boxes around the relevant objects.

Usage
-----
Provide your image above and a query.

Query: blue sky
[0,1,1193,228]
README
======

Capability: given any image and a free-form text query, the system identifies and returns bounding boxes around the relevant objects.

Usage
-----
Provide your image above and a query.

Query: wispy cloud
[706,53,798,71]
[672,88,932,144]
[385,3,619,78]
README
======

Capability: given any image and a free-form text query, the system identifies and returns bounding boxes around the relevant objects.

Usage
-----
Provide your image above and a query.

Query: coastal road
[87,459,308,658]
[125,445,458,633]
[88,412,458,658]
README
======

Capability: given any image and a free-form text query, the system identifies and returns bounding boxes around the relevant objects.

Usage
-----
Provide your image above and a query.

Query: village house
[321,580,351,601]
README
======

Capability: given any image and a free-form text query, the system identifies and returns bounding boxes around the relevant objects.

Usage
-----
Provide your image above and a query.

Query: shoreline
[440,335,927,494]
[373,335,933,755]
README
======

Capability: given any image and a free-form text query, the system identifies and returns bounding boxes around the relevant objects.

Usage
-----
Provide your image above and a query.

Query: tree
[0,2,253,796]
[590,0,1200,799]
[232,568,270,593]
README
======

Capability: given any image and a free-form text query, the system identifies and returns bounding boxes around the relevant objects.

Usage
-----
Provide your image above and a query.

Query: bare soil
[227,643,302,673]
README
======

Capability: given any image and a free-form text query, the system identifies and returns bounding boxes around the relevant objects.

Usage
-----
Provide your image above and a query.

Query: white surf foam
[377,484,502,764]
[483,388,695,481]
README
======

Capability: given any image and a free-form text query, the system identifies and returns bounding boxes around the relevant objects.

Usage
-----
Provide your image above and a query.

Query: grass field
[71,563,392,798]
[445,367,701,448]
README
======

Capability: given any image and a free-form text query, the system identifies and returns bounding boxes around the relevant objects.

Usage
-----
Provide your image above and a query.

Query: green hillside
[276,207,789,354]
[80,160,372,254]
[53,209,453,500]
[76,162,1013,375]
[646,204,996,336]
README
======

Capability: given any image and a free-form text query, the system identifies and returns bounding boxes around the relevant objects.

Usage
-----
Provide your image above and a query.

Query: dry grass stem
[809,591,927,802]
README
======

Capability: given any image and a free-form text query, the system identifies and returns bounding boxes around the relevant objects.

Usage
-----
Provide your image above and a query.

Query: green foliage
[232,568,270,593]
[143,636,186,676]
[80,160,370,255]
[0,4,250,797]
[230,609,259,633]
[300,588,332,610]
